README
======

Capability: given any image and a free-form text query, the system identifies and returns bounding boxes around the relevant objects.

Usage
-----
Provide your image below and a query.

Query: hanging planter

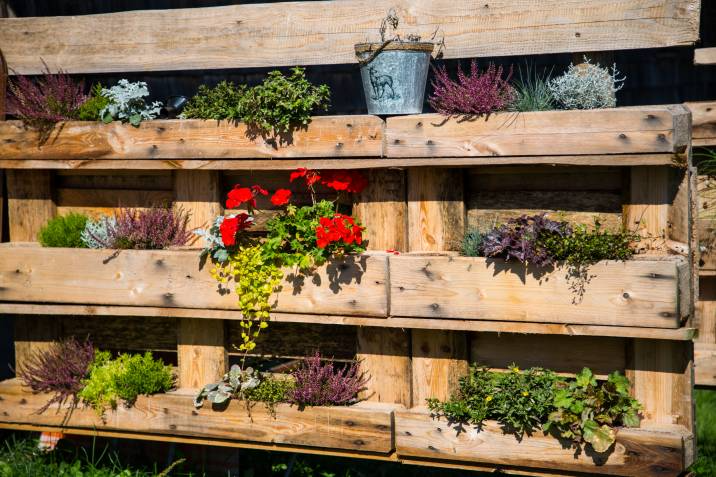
[355,41,434,115]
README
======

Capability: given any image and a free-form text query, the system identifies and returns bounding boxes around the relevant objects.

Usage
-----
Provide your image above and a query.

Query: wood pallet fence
[0,1,704,475]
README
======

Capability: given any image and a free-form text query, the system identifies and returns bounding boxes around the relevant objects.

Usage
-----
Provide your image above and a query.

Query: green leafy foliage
[427,365,558,437]
[509,65,555,112]
[180,81,246,120]
[540,221,636,268]
[76,84,110,121]
[78,351,174,414]
[239,67,330,136]
[38,213,89,248]
[544,368,641,452]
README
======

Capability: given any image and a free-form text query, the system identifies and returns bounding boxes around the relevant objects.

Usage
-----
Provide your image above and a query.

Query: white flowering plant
[100,79,162,127]
[548,58,625,110]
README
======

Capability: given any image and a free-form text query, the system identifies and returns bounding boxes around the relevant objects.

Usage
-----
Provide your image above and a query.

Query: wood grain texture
[686,101,716,146]
[695,47,716,66]
[2,304,696,341]
[177,318,227,389]
[390,255,684,328]
[6,170,55,241]
[627,340,693,431]
[0,154,682,171]
[470,333,626,378]
[696,276,716,344]
[353,169,407,252]
[695,341,716,387]
[411,330,468,404]
[0,117,383,159]
[386,107,689,157]
[0,0,700,74]
[395,410,690,476]
[0,380,394,453]
[625,166,670,242]
[0,246,389,317]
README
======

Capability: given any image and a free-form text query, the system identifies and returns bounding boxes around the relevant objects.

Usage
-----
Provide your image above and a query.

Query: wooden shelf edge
[695,48,716,66]
[695,342,716,387]
[0,379,395,454]
[0,154,683,170]
[0,303,696,341]
[395,410,692,477]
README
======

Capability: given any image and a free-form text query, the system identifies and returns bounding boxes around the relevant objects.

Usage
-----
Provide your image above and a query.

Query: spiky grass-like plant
[17,337,95,413]
[289,352,367,407]
[429,61,514,117]
[509,65,555,112]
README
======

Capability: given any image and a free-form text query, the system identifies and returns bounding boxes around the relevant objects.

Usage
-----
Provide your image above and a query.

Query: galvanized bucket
[355,42,434,115]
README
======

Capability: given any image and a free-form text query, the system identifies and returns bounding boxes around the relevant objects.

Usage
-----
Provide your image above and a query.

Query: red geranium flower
[290,168,321,188]
[226,185,255,209]
[270,189,292,206]
[314,214,364,249]
[321,170,368,194]
[251,185,268,196]
[219,213,253,247]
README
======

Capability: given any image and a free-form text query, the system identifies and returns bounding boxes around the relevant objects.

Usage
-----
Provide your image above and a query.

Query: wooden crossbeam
[695,47,716,65]
[0,0,700,74]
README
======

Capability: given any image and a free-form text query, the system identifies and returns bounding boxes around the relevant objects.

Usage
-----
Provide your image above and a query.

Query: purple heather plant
[482,214,571,267]
[17,337,95,413]
[89,206,192,250]
[7,62,87,131]
[289,352,367,407]
[429,61,515,117]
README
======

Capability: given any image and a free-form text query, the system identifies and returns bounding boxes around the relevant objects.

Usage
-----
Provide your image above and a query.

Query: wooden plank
[0,117,383,160]
[386,107,690,158]
[624,166,670,251]
[1,304,697,341]
[695,341,716,387]
[6,170,55,241]
[0,0,699,74]
[685,101,716,147]
[0,154,683,171]
[696,276,716,344]
[695,47,716,66]
[174,170,222,244]
[354,169,411,407]
[0,380,394,454]
[0,246,389,317]
[395,410,689,476]
[407,168,468,404]
[59,315,177,353]
[56,188,173,218]
[177,318,226,389]
[628,340,693,431]
[470,334,627,378]
[390,255,684,328]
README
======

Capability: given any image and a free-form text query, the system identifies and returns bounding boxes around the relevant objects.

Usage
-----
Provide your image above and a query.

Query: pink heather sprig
[289,352,367,407]
[90,207,192,250]
[429,61,515,117]
[7,62,86,129]
[18,337,95,413]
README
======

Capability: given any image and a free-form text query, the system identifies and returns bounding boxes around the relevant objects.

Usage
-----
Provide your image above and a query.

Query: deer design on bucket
[368,66,398,101]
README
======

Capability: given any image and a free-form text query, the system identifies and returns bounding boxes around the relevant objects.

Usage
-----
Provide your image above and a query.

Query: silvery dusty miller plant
[81,216,116,249]
[548,57,625,110]
[100,79,162,127]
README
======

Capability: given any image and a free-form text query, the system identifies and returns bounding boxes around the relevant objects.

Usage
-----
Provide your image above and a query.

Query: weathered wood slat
[389,255,685,328]
[695,47,716,66]
[0,0,700,74]
[695,341,716,387]
[685,101,716,147]
[386,107,690,157]
[0,155,682,170]
[0,245,389,317]
[395,410,689,476]
[0,117,383,160]
[0,303,696,341]
[0,380,394,453]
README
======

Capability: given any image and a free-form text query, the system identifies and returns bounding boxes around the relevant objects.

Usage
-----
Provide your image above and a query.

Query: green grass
[692,389,716,476]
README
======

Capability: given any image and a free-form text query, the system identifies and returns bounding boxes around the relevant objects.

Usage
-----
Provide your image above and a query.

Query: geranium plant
[197,168,368,354]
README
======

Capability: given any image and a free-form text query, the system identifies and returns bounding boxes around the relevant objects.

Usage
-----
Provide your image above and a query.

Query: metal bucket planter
[355,42,434,115]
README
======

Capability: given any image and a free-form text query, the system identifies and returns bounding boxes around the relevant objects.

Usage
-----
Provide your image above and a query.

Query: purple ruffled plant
[482,214,571,267]
[17,337,95,413]
[7,62,87,130]
[89,206,192,250]
[429,60,515,117]
[288,352,367,407]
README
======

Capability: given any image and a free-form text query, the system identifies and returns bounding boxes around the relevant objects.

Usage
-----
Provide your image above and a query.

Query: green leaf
[129,114,142,127]
[622,410,640,428]
[582,420,616,453]
[553,389,573,408]
[575,368,596,388]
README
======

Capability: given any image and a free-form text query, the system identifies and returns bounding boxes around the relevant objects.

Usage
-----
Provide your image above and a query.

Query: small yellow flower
[485,396,493,402]
[522,391,529,397]
[511,366,520,373]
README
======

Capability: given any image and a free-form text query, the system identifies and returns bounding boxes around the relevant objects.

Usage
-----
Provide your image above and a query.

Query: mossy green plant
[78,351,174,414]
[38,213,89,248]
[76,83,110,121]
[180,81,246,120]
